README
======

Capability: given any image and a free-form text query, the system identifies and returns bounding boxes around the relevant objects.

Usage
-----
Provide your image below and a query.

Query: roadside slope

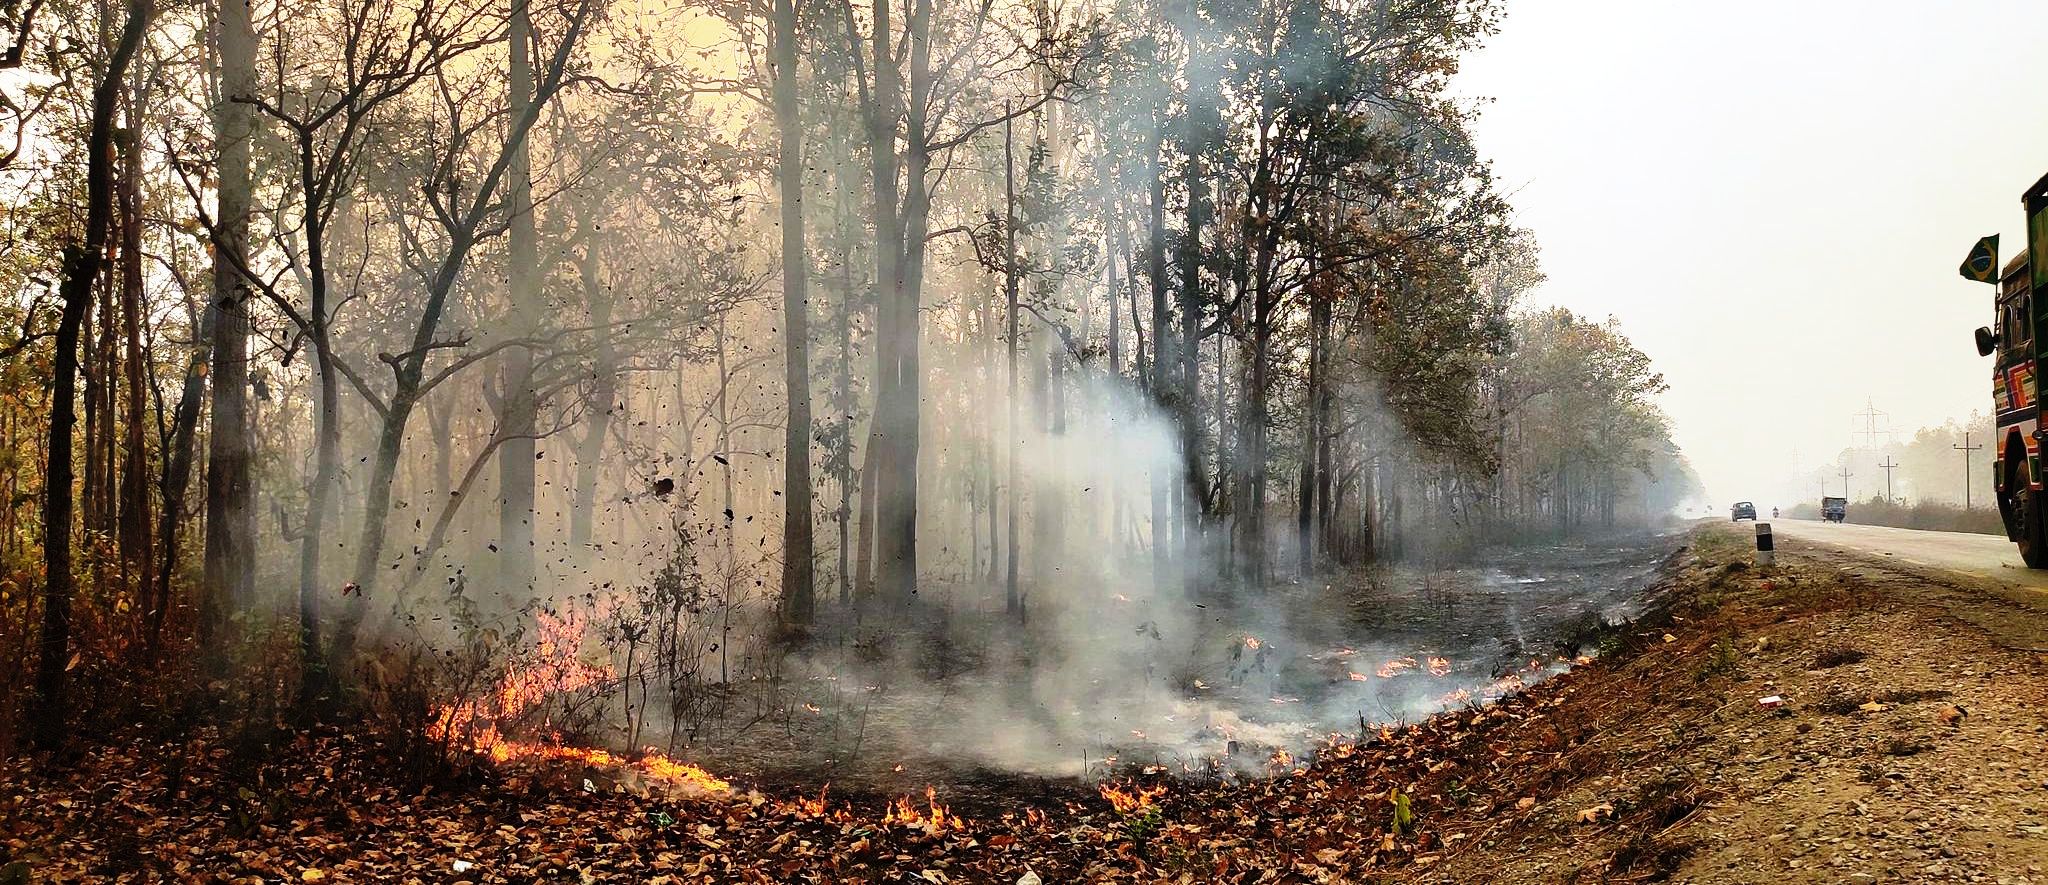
[1415,523,2048,884]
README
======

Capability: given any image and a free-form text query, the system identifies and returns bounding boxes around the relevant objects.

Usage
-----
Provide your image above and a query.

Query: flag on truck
[1961,235,1999,283]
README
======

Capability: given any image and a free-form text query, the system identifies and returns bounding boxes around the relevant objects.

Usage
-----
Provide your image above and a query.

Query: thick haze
[1457,1,2048,507]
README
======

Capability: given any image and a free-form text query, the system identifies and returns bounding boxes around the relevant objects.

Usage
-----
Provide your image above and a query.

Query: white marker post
[1755,522,1775,566]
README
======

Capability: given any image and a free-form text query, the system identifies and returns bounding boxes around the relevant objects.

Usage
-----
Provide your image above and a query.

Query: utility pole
[1839,464,1854,499]
[1954,431,1983,510]
[1878,456,1899,502]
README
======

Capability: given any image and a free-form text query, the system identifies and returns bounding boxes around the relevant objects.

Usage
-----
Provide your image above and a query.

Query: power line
[1878,456,1899,503]
[1851,397,1892,448]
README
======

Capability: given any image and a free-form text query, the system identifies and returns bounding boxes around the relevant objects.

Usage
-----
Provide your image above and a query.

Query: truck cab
[1979,248,2048,564]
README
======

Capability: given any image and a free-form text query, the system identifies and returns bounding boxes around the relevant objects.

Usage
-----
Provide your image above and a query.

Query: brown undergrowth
[8,523,2043,883]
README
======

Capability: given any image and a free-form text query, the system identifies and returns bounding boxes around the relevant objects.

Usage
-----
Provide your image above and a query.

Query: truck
[1821,497,1846,523]
[1973,174,2048,566]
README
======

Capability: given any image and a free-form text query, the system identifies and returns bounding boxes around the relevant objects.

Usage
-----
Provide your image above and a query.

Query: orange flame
[883,787,956,834]
[427,610,611,756]
[424,610,729,797]
[1377,656,1418,678]
[1269,748,1296,773]
[1348,671,1370,682]
[1426,656,1452,677]
[638,754,732,795]
[1098,781,1167,813]
[782,784,830,817]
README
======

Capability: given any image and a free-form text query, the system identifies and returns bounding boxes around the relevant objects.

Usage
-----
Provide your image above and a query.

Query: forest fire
[1427,655,1453,677]
[1098,781,1167,813]
[1377,656,1419,678]
[882,788,957,834]
[422,610,729,797]
[425,610,610,757]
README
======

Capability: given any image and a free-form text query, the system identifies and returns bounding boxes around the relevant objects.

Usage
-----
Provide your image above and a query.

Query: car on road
[1821,496,1847,523]
[1731,501,1757,521]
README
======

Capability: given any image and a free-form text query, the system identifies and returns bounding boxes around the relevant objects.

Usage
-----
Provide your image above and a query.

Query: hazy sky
[1455,1,2048,506]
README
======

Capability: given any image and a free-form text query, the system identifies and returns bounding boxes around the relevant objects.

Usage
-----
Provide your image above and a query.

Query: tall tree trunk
[36,0,149,750]
[82,264,103,540]
[569,211,614,549]
[833,161,858,604]
[118,82,153,599]
[1296,283,1320,576]
[153,305,208,655]
[1175,14,1212,551]
[201,0,257,672]
[771,0,815,627]
[497,0,540,590]
[1145,126,1171,593]
[860,0,907,604]
[297,145,343,700]
[1002,110,1021,618]
[853,426,879,599]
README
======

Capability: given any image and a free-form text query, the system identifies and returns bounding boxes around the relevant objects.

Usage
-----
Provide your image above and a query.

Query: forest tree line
[0,0,1693,749]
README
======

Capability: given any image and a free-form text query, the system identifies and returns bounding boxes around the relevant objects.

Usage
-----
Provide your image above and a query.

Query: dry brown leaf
[1575,803,1613,824]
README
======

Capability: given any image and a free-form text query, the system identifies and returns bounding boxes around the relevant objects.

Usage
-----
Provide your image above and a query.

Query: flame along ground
[1098,781,1167,813]
[420,610,1603,832]
[420,606,964,829]
[424,609,731,795]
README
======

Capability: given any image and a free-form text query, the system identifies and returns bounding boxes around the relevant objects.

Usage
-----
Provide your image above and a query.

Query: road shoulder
[1415,522,2048,884]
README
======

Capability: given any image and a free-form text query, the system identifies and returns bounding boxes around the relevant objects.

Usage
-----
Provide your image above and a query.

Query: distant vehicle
[1821,497,1847,523]
[1973,176,2048,567]
[1731,501,1756,521]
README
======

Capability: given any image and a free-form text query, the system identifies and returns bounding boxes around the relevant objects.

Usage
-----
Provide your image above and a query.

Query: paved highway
[1766,518,2048,592]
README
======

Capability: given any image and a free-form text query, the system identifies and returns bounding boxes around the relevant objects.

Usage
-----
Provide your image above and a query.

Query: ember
[1427,656,1452,677]
[1377,656,1418,678]
[1348,671,1370,682]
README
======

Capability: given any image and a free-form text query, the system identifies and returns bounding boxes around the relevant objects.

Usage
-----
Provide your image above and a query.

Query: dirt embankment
[1412,522,2048,884]
[5,523,2047,883]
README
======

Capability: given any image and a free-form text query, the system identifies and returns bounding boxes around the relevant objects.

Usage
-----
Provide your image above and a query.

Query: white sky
[1455,1,2048,505]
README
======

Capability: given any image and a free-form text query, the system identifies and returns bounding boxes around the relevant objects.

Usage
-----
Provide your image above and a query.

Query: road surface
[1766,517,2048,592]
